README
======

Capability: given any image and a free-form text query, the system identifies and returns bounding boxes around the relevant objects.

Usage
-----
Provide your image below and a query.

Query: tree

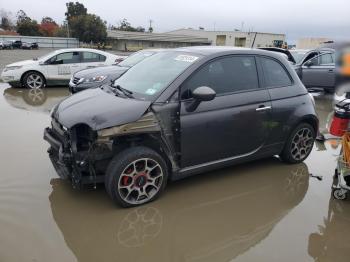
[113,18,145,32]
[16,9,28,23]
[40,16,58,36]
[16,10,41,36]
[0,9,14,30]
[70,14,107,43]
[54,24,68,37]
[65,2,87,22]
[41,16,57,25]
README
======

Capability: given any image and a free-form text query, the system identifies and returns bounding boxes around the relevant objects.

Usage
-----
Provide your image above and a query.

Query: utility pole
[149,19,153,33]
[66,3,70,38]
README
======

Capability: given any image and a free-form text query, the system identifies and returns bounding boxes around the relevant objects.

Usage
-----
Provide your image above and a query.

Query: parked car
[21,42,39,49]
[44,47,318,207]
[262,47,336,92]
[2,41,14,49]
[12,40,22,49]
[297,49,335,92]
[69,49,163,93]
[21,42,32,49]
[1,48,124,89]
[0,41,3,49]
[31,42,38,49]
[259,47,297,64]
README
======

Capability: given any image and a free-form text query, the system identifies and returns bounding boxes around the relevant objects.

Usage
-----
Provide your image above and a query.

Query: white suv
[1,48,122,89]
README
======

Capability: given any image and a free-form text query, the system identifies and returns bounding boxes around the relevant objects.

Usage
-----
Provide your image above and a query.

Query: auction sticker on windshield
[175,55,199,63]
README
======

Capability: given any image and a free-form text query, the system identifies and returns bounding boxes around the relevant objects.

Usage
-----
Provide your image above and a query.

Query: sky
[1,0,350,43]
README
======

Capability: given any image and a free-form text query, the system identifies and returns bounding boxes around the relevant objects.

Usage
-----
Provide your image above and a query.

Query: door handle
[256,105,272,112]
[328,69,334,72]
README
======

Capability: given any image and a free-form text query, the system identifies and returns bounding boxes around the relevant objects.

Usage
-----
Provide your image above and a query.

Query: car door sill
[178,146,262,175]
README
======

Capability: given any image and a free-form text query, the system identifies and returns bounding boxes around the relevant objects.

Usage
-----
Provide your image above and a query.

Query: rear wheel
[22,72,45,89]
[105,147,168,207]
[280,123,316,164]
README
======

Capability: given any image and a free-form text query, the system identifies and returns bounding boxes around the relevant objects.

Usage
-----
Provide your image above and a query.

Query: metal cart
[333,148,350,200]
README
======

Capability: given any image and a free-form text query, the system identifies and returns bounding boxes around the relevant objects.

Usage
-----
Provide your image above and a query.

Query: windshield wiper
[114,84,134,98]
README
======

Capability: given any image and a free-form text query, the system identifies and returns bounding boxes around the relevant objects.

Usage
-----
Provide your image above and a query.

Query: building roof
[167,28,285,36]
[107,30,211,44]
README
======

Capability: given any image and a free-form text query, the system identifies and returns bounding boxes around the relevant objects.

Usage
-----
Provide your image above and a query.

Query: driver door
[302,52,335,88]
[179,55,272,167]
[45,51,81,84]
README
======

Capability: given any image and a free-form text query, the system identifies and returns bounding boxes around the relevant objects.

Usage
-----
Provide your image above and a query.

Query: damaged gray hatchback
[44,47,318,207]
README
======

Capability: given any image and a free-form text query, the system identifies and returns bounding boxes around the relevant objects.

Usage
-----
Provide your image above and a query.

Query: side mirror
[192,86,216,101]
[304,60,313,67]
[185,86,216,112]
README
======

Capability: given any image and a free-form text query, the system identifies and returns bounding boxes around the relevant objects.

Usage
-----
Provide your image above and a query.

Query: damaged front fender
[97,112,161,139]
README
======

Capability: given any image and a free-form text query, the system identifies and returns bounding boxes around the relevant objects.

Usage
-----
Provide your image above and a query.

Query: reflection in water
[118,207,163,247]
[313,93,334,134]
[49,159,309,262]
[3,87,69,114]
[308,187,350,262]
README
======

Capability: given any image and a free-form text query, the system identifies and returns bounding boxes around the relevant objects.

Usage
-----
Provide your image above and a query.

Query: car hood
[74,66,128,79]
[7,60,38,67]
[53,88,151,130]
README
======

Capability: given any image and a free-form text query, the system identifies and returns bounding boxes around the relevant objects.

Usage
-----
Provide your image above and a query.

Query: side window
[319,53,334,65]
[261,57,292,88]
[50,52,80,64]
[82,52,106,63]
[181,56,259,98]
[307,53,334,66]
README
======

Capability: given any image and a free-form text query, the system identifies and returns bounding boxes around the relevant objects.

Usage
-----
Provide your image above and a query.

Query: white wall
[0,35,79,48]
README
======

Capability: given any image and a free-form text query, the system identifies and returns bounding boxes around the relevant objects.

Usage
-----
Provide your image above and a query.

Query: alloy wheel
[118,158,164,205]
[291,127,314,161]
[26,73,44,89]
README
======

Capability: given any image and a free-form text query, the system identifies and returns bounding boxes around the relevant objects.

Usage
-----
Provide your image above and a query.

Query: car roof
[173,46,287,60]
[51,48,113,55]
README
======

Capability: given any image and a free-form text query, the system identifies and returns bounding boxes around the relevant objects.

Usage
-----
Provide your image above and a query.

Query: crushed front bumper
[44,127,77,182]
[44,124,105,187]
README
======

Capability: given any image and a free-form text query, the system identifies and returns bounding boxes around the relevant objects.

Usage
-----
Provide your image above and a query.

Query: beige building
[296,38,333,49]
[166,28,285,48]
[107,30,210,51]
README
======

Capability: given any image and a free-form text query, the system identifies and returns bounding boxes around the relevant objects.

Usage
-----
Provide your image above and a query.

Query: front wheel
[23,72,45,89]
[105,147,168,207]
[280,123,316,164]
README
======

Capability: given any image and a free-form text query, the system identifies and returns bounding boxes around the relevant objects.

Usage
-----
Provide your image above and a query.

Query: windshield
[290,50,308,64]
[36,51,59,61]
[118,50,156,67]
[113,51,201,100]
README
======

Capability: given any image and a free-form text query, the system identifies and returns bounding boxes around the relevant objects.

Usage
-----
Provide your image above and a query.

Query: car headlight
[4,66,22,72]
[84,76,107,83]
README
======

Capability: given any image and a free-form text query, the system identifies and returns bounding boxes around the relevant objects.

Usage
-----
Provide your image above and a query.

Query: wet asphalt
[0,83,349,262]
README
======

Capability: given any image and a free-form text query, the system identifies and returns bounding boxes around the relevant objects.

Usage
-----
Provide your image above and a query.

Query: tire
[280,123,316,164]
[22,71,45,89]
[333,189,347,200]
[105,146,168,207]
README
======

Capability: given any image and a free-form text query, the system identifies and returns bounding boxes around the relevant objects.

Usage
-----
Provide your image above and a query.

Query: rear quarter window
[82,52,106,62]
[261,57,292,88]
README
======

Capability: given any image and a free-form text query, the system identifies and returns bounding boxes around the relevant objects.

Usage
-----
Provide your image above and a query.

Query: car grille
[72,77,81,85]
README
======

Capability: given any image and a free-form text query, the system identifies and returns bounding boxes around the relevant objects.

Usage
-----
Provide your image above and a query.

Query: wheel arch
[20,70,47,87]
[111,133,177,179]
